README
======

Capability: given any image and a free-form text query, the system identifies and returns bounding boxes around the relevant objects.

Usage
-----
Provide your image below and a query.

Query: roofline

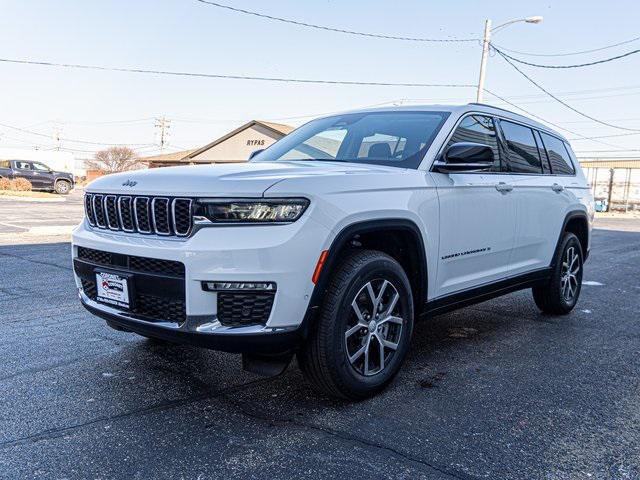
[185,120,291,159]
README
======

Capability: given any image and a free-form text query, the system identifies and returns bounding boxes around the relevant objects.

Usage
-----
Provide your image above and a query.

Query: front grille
[77,246,184,277]
[217,292,275,327]
[84,193,193,237]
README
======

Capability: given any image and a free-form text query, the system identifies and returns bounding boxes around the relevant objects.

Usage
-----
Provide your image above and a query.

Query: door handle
[495,182,513,193]
[551,183,564,193]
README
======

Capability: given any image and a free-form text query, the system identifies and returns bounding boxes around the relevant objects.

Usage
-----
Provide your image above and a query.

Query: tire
[54,180,71,195]
[298,249,414,400]
[532,232,584,315]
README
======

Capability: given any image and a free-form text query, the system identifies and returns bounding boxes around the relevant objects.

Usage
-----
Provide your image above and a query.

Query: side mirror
[248,149,264,160]
[433,142,494,173]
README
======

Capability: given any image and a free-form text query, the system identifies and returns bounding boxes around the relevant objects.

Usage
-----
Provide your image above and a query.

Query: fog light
[201,281,276,292]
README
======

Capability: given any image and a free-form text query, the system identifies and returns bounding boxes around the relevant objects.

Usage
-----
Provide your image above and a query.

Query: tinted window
[254,111,450,169]
[533,130,552,174]
[446,115,500,171]
[32,162,50,172]
[500,120,542,173]
[540,133,575,175]
[15,161,31,170]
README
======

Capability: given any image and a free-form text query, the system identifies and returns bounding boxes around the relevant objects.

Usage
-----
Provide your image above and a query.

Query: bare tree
[86,147,143,173]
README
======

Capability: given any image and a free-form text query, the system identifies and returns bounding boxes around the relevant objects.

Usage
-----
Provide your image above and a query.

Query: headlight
[194,198,309,224]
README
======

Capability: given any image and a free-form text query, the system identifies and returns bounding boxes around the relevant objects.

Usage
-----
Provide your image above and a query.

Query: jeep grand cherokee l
[72,104,593,399]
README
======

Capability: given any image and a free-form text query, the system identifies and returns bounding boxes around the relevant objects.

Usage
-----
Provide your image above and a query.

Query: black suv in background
[0,160,75,194]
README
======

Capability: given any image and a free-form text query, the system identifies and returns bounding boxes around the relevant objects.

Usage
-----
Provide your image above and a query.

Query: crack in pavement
[0,250,72,271]
[0,375,277,449]
[215,394,481,480]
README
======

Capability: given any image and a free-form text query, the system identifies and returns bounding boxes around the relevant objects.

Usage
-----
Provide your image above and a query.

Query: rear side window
[499,120,542,173]
[15,161,31,170]
[540,133,575,175]
[0,160,10,168]
[446,115,500,171]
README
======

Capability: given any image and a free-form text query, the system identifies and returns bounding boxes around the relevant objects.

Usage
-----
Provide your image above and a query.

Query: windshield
[252,111,450,169]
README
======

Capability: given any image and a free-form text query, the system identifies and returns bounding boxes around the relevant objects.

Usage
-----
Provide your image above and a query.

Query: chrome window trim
[117,196,135,233]
[171,198,193,237]
[151,197,171,236]
[133,197,151,234]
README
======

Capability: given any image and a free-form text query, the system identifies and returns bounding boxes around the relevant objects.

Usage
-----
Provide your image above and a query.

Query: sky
[1,0,639,160]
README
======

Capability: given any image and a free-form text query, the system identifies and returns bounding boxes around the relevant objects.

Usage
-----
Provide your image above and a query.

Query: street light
[476,16,543,103]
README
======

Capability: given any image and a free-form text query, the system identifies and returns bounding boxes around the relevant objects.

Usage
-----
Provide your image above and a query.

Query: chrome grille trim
[93,194,106,228]
[133,197,151,234]
[151,197,171,236]
[172,198,193,237]
[105,195,120,231]
[117,196,135,233]
[84,193,194,238]
[84,194,96,226]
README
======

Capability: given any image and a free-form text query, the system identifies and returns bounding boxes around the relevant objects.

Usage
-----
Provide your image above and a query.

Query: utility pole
[53,126,62,151]
[155,116,171,151]
[475,16,543,103]
[606,168,615,212]
[476,19,492,103]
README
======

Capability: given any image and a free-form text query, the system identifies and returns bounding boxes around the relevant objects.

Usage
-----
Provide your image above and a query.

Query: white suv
[73,104,593,399]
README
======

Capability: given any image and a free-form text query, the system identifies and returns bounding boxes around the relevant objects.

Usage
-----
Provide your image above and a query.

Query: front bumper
[72,213,331,353]
[79,291,303,353]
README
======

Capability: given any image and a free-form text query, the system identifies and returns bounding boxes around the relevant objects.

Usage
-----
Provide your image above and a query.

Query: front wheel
[532,232,584,314]
[298,250,414,400]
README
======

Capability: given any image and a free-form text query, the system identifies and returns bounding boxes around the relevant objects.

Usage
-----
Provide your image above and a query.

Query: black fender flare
[299,218,428,339]
[551,210,590,265]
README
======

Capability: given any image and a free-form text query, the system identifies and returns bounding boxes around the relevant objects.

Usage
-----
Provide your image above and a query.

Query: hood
[86,161,402,197]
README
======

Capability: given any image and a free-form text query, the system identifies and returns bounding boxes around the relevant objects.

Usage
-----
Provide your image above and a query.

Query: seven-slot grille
[84,193,192,237]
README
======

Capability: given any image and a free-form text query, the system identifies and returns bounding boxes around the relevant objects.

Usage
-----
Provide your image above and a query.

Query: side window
[32,162,50,172]
[540,133,575,175]
[446,115,500,171]
[0,160,10,168]
[533,130,552,174]
[499,120,542,173]
[15,161,32,170]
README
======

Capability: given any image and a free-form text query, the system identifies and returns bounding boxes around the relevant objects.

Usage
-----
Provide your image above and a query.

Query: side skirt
[423,268,552,317]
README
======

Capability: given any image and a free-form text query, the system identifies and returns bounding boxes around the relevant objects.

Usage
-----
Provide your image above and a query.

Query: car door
[13,161,39,187]
[31,161,56,190]
[497,119,572,274]
[430,113,517,297]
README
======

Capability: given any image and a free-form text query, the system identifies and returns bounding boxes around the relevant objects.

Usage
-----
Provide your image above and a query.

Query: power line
[194,0,477,43]
[492,34,640,57]
[492,45,640,69]
[482,89,634,149]
[0,57,475,88]
[492,49,640,133]
[0,121,151,146]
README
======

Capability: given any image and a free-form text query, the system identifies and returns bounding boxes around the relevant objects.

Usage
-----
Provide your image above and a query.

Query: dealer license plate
[95,271,130,309]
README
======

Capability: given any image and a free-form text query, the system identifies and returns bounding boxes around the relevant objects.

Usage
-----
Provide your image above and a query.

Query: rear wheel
[532,232,583,314]
[298,250,414,400]
[55,180,71,195]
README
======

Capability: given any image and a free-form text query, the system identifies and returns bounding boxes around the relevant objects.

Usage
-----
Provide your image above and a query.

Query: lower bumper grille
[76,247,186,323]
[217,292,274,327]
[81,279,186,323]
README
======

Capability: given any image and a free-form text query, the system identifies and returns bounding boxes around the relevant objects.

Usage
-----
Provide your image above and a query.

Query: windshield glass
[252,111,449,169]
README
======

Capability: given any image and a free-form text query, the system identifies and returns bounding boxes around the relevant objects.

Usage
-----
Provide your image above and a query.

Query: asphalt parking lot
[1,199,639,479]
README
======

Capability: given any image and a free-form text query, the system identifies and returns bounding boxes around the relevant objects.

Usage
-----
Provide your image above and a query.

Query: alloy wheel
[561,246,580,302]
[344,279,403,376]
